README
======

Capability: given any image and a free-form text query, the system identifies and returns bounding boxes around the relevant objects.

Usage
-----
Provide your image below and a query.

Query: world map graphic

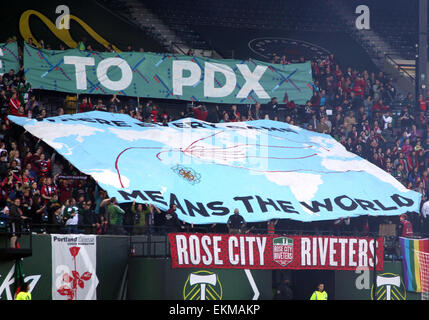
[9,111,421,224]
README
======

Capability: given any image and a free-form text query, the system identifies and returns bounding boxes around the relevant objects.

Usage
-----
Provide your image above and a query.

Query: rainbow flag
[400,237,429,292]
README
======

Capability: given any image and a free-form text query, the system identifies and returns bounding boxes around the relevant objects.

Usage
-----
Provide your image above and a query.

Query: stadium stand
[344,0,418,60]
[0,0,428,263]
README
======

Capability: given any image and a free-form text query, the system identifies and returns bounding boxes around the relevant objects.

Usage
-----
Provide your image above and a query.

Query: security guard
[227,208,246,234]
[15,282,32,300]
[310,283,328,300]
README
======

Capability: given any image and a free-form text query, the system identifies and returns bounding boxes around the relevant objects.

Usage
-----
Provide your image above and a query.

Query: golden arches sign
[19,9,121,52]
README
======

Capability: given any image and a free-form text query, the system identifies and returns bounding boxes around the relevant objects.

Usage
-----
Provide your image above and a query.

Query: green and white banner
[23,43,313,104]
[0,42,20,75]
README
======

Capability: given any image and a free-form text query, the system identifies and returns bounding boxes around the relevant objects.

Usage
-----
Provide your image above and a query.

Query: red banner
[168,233,384,270]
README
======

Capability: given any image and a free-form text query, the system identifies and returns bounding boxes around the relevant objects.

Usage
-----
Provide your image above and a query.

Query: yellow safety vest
[16,291,32,300]
[310,290,328,300]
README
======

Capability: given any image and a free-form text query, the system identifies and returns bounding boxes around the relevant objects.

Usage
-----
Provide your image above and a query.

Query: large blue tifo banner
[9,112,421,224]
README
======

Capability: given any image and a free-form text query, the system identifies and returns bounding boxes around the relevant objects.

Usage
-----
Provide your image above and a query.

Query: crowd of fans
[0,38,428,252]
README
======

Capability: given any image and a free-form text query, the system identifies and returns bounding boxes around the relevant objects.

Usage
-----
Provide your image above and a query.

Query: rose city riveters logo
[273,237,294,267]
[183,270,222,300]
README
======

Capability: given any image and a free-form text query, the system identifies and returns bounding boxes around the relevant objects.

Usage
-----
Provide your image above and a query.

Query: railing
[385,53,416,81]
[13,220,428,262]
[170,42,188,55]
[0,218,33,258]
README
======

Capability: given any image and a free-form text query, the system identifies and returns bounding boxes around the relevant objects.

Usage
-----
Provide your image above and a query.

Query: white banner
[51,234,99,300]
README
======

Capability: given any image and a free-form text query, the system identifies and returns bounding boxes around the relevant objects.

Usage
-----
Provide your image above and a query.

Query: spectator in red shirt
[372,99,389,113]
[36,153,51,177]
[21,169,34,188]
[192,105,208,121]
[352,75,366,97]
[400,214,413,237]
[160,110,169,125]
[151,105,158,122]
[401,138,413,157]
[23,151,39,175]
[407,150,419,171]
[9,92,20,116]
[286,99,296,111]
[79,97,93,113]
[419,94,427,112]
[1,170,20,199]
[58,179,73,204]
[229,105,241,122]
[40,176,57,205]
[333,64,343,80]
[310,91,321,108]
